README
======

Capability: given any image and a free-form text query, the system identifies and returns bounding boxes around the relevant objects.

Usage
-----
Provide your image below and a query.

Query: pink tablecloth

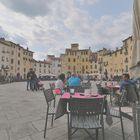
[62,92,103,99]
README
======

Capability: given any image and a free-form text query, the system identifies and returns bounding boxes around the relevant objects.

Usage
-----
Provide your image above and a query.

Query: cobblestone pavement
[0,81,135,140]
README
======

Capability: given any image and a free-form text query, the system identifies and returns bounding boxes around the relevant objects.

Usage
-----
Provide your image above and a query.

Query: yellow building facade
[102,36,133,79]
[61,36,133,79]
[61,43,93,75]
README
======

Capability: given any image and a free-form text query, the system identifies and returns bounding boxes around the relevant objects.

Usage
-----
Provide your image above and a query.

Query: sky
[0,0,133,60]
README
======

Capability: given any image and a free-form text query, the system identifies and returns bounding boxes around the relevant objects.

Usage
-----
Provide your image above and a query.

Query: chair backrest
[68,86,84,93]
[69,98,104,115]
[96,83,103,95]
[43,89,55,105]
[124,84,139,103]
[96,83,109,95]
[49,83,55,91]
[82,82,91,89]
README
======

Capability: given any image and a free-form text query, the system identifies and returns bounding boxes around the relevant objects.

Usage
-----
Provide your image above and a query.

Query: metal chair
[124,84,140,140]
[68,97,105,140]
[124,84,139,103]
[96,83,112,104]
[109,88,128,140]
[43,89,56,138]
[82,81,91,89]
[49,82,55,92]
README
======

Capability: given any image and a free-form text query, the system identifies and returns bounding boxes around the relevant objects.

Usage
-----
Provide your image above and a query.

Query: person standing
[30,71,38,91]
[26,68,33,90]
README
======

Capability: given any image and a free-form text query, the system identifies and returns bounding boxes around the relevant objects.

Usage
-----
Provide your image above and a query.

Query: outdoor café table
[107,84,120,92]
[55,92,113,126]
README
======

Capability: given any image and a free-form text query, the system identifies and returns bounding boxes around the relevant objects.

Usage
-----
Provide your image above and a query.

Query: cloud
[76,0,100,6]
[33,52,47,61]
[0,1,132,60]
[0,26,9,38]
[11,34,28,46]
[0,0,52,17]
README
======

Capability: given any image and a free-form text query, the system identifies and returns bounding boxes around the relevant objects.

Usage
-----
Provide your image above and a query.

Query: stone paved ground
[0,81,135,140]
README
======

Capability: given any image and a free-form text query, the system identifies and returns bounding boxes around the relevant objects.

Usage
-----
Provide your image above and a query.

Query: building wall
[0,41,10,76]
[0,38,33,79]
[33,60,52,77]
[47,55,61,76]
[101,36,133,78]
[62,44,92,75]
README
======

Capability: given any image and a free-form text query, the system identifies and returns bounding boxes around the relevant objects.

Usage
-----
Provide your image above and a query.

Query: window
[95,65,97,69]
[68,58,70,62]
[11,50,14,55]
[18,60,20,65]
[2,56,4,61]
[73,66,75,71]
[11,59,14,64]
[73,58,76,62]
[125,65,128,72]
[125,57,128,63]
[24,68,26,72]
[18,53,20,57]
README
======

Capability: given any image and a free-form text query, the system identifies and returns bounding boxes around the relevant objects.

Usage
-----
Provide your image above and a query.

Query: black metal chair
[81,81,91,89]
[109,88,128,140]
[43,89,56,138]
[96,83,112,104]
[49,82,55,92]
[68,97,105,140]
[122,83,140,140]
[125,84,139,103]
